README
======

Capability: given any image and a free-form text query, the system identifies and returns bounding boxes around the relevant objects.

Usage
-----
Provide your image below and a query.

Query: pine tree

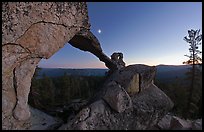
[183,29,202,119]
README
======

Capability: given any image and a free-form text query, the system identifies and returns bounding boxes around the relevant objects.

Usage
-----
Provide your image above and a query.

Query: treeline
[154,66,202,120]
[29,68,106,111]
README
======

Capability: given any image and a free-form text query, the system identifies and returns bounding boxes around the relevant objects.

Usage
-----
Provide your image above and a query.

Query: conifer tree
[183,29,202,119]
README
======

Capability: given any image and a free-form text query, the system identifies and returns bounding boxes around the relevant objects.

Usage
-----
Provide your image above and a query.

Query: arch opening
[28,42,108,123]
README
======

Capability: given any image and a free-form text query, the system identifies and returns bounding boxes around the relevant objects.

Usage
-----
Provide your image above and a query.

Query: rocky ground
[28,106,63,130]
[150,113,202,130]
[28,106,202,130]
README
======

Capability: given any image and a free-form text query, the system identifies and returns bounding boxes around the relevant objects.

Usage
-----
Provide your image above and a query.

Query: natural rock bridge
[2,2,173,130]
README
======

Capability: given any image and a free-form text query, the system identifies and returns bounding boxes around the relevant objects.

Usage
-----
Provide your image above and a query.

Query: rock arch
[2,2,117,129]
[2,2,174,130]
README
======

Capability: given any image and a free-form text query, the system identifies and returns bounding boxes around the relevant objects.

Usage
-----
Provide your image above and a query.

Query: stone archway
[2,2,118,130]
[2,2,174,130]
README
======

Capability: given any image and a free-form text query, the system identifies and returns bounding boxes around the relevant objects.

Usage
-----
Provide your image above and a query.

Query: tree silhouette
[183,29,202,119]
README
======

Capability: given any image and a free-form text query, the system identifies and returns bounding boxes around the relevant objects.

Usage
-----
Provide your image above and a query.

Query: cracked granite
[2,2,90,130]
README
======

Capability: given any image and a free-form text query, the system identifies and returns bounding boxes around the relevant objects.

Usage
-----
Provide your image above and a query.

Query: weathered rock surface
[2,2,90,48]
[29,106,63,130]
[156,113,173,130]
[151,113,202,130]
[170,116,192,130]
[191,119,202,130]
[103,83,133,113]
[58,65,174,130]
[104,64,156,96]
[2,2,93,130]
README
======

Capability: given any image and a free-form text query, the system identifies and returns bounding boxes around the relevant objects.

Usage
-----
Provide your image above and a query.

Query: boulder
[58,65,174,130]
[103,82,133,113]
[88,64,156,109]
[58,100,109,130]
[170,116,192,130]
[102,64,156,96]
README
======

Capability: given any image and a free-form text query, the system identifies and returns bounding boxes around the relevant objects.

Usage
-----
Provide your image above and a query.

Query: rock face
[58,64,174,130]
[2,2,88,129]
[104,64,156,96]
[2,2,117,130]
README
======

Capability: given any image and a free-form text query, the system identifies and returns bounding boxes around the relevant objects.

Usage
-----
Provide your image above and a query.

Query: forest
[28,68,106,121]
[154,65,202,119]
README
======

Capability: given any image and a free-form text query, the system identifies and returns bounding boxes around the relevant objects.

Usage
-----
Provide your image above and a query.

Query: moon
[98,29,101,34]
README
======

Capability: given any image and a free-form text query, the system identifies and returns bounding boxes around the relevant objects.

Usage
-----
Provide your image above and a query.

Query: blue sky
[39,2,202,68]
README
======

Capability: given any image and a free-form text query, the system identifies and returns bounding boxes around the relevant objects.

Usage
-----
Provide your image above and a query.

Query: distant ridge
[155,64,193,83]
[37,68,108,78]
[37,64,201,83]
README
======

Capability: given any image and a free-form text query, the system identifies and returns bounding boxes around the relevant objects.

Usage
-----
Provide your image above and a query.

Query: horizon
[38,63,192,69]
[38,2,202,69]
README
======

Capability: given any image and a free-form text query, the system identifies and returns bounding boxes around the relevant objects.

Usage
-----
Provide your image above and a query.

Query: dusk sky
[39,2,202,69]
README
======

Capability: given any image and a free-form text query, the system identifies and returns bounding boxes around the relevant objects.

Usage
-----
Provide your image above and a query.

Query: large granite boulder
[104,64,156,96]
[103,82,133,113]
[58,64,174,130]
